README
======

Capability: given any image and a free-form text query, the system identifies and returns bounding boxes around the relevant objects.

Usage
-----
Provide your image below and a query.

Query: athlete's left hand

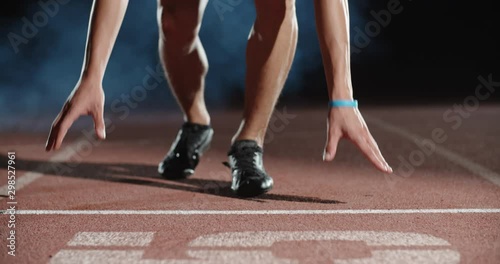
[323,107,393,173]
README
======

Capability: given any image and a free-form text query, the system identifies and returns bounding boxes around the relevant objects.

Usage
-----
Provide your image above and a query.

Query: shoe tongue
[229,140,262,155]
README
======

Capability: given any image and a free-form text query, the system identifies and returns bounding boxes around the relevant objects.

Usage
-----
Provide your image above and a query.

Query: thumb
[92,109,106,140]
[323,130,341,162]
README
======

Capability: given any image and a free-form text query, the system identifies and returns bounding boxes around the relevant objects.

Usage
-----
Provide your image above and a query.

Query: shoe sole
[234,186,273,198]
[233,179,273,198]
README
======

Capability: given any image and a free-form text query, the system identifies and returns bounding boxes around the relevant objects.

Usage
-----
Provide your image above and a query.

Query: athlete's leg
[157,0,212,179]
[232,0,298,146]
[157,0,210,125]
[227,0,298,197]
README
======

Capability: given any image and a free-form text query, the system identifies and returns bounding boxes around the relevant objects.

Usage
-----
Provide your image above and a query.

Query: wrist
[330,89,354,101]
[77,76,104,92]
[328,99,358,108]
[330,79,354,100]
[80,72,104,88]
[81,63,106,83]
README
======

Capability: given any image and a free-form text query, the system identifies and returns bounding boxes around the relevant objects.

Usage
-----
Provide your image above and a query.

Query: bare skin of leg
[232,0,298,147]
[158,0,210,125]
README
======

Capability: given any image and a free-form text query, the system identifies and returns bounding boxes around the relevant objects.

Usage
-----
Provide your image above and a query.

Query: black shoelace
[224,146,263,177]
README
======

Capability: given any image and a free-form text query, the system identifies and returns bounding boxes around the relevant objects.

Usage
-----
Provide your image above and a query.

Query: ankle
[232,135,264,148]
[186,112,210,126]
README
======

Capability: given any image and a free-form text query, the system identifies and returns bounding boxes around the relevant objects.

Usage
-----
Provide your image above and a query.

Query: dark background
[0,0,498,119]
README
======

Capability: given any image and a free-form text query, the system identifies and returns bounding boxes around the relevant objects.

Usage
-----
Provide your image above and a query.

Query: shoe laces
[226,145,263,177]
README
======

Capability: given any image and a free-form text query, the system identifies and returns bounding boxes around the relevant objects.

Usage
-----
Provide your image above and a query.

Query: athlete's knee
[157,0,207,46]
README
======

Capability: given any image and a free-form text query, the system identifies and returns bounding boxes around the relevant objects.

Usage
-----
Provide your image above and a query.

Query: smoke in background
[3,0,496,121]
[0,0,383,118]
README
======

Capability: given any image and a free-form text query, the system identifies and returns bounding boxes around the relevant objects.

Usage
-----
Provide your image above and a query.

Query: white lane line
[1,209,500,215]
[368,117,500,187]
[0,139,153,199]
[68,232,154,247]
[0,140,84,198]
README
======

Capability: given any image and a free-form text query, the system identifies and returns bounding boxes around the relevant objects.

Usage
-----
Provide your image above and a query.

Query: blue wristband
[329,100,358,108]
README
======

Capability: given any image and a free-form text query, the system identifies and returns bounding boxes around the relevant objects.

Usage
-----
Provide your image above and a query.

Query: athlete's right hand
[45,79,106,151]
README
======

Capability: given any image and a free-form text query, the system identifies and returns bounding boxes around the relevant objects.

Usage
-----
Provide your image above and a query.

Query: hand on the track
[323,107,393,173]
[45,80,106,151]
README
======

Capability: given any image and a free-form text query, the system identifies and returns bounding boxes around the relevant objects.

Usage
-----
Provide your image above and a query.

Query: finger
[365,133,393,173]
[92,108,106,140]
[46,123,56,151]
[46,112,65,151]
[46,130,57,151]
[46,102,75,151]
[351,133,389,173]
[45,126,56,151]
[53,110,79,150]
[323,129,341,161]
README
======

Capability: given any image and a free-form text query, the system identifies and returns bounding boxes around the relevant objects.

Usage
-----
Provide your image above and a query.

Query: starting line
[2,208,500,215]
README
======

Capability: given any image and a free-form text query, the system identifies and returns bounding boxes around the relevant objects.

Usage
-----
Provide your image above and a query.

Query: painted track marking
[67,232,155,247]
[0,139,151,198]
[50,231,461,264]
[189,231,451,247]
[368,117,500,187]
[0,140,84,198]
[2,208,500,215]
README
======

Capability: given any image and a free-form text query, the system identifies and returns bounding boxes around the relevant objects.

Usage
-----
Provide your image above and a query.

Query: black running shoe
[227,140,273,197]
[158,122,213,179]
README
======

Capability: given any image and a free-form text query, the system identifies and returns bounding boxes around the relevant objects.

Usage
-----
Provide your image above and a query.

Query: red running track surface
[1,106,499,263]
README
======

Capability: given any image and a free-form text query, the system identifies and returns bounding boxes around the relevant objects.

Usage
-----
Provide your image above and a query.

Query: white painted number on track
[50,231,460,264]
[67,232,155,247]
